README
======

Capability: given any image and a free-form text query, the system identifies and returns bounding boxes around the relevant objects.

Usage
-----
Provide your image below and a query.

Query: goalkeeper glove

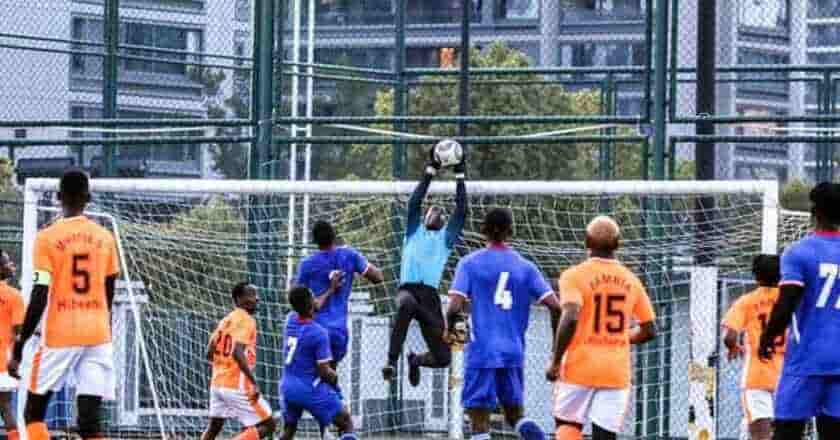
[453,150,467,177]
[425,147,442,175]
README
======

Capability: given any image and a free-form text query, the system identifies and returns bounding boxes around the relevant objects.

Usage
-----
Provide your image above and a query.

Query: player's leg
[74,344,116,439]
[591,423,616,440]
[76,395,107,439]
[0,391,18,440]
[463,368,495,440]
[588,388,630,440]
[332,408,359,439]
[551,381,595,440]
[748,419,772,440]
[384,287,418,380]
[498,368,544,440]
[412,286,451,369]
[742,389,774,440]
[771,421,807,440]
[227,387,275,440]
[816,375,840,438]
[328,328,349,371]
[23,392,52,440]
[816,415,840,438]
[554,420,583,440]
[200,418,225,440]
[279,397,303,440]
[772,373,820,440]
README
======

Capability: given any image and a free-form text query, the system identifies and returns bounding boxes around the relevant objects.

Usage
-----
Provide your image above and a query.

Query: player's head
[425,205,446,231]
[58,168,91,213]
[232,282,259,314]
[312,220,336,249]
[752,254,780,287]
[0,250,15,281]
[288,285,314,318]
[810,182,840,230]
[481,208,513,243]
[585,216,621,256]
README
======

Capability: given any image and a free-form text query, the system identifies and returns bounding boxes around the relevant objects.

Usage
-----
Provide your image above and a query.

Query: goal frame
[20,178,780,439]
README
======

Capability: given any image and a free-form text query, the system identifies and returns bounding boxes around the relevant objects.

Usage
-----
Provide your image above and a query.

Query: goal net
[19,178,799,439]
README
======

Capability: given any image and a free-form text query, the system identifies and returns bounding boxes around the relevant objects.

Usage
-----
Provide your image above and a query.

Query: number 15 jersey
[557,258,655,389]
[780,232,840,376]
[33,216,119,348]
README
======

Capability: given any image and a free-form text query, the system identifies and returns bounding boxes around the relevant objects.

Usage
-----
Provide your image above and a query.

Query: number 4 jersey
[33,216,119,348]
[780,232,840,376]
[557,258,655,389]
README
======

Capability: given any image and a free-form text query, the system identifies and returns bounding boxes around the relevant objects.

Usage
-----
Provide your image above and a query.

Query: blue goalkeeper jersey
[779,231,840,376]
[449,245,553,369]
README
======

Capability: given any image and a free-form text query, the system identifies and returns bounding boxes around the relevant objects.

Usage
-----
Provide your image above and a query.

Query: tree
[780,179,811,211]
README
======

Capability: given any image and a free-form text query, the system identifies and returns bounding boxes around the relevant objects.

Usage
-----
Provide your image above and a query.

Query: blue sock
[339,434,359,440]
[515,418,545,440]
[471,433,491,440]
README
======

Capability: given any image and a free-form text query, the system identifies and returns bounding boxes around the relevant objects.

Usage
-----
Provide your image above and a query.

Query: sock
[339,434,359,440]
[233,426,259,440]
[8,429,19,440]
[516,418,546,440]
[471,433,491,440]
[555,424,582,440]
[26,422,49,440]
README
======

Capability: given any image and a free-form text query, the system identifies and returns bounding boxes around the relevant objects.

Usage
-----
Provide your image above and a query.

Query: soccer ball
[434,139,463,168]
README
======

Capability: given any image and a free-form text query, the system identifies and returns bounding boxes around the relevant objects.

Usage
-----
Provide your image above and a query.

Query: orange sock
[8,428,19,440]
[555,424,582,440]
[234,426,259,440]
[26,422,50,440]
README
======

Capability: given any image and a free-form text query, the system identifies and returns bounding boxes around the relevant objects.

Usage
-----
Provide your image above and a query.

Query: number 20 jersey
[557,258,655,389]
[33,216,119,348]
[780,232,840,376]
[449,245,554,370]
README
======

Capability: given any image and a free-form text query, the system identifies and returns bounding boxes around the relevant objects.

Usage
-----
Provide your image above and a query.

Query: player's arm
[629,321,656,344]
[406,150,440,237]
[232,342,259,390]
[444,172,468,248]
[445,259,470,342]
[315,329,338,386]
[541,293,563,348]
[11,284,47,378]
[721,298,746,360]
[547,302,581,382]
[628,279,657,345]
[759,284,804,360]
[314,271,344,312]
[317,360,339,387]
[353,248,384,284]
[445,293,466,340]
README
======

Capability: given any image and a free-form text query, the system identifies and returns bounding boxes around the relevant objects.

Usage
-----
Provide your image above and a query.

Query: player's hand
[7,358,19,380]
[545,364,560,383]
[442,330,454,346]
[757,334,775,362]
[426,147,442,171]
[246,387,260,403]
[726,344,745,361]
[329,270,344,292]
[453,148,467,175]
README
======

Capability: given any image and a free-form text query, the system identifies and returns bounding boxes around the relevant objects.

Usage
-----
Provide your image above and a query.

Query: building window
[737,48,789,98]
[809,0,840,19]
[496,0,538,20]
[808,24,840,47]
[739,0,789,31]
[13,129,27,139]
[561,0,644,22]
[316,48,393,70]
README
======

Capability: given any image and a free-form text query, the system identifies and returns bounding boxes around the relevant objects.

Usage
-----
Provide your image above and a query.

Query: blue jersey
[780,232,840,376]
[295,246,369,332]
[281,312,332,386]
[449,245,553,369]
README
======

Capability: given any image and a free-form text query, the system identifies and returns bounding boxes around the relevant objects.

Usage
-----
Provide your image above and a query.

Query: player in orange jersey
[547,216,657,440]
[722,254,785,440]
[9,170,119,440]
[0,250,23,440]
[202,283,276,440]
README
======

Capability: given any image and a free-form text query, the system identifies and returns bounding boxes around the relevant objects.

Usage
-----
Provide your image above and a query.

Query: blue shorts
[327,328,348,364]
[281,380,343,427]
[462,367,524,410]
[775,373,840,420]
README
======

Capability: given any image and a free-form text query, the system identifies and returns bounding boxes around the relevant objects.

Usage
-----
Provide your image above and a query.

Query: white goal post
[19,178,781,440]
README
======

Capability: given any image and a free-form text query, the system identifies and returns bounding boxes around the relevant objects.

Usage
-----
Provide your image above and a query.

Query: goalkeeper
[382,145,467,387]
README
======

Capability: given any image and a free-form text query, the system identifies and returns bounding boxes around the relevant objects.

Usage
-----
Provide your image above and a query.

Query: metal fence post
[392,0,407,180]
[103,0,119,177]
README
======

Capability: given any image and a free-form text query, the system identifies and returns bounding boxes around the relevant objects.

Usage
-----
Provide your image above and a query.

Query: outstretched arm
[407,170,435,238]
[445,177,467,248]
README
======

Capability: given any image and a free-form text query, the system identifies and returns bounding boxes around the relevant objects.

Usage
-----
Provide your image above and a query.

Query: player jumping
[0,251,22,440]
[547,216,657,440]
[722,255,784,440]
[382,146,467,386]
[759,182,840,439]
[280,286,357,440]
[202,283,275,440]
[446,207,561,440]
[295,220,383,370]
[9,169,119,440]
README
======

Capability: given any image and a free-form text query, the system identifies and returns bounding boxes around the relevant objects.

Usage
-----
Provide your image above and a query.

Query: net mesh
[24,182,815,439]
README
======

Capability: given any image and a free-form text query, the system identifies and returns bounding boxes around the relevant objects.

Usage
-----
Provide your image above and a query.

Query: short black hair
[481,208,514,242]
[231,282,253,302]
[312,220,336,248]
[752,254,780,287]
[810,182,840,228]
[288,286,313,315]
[59,168,90,206]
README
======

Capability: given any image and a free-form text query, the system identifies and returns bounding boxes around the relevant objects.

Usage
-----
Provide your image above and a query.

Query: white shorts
[742,389,774,423]
[0,372,17,392]
[209,387,272,427]
[26,343,115,400]
[552,381,631,433]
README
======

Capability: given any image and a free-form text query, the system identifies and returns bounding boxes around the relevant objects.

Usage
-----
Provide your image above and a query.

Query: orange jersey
[557,258,656,389]
[0,282,23,373]
[210,308,258,390]
[33,216,119,348]
[722,287,784,391]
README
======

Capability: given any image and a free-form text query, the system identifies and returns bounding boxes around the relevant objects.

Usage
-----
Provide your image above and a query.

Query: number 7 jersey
[33,216,119,348]
[557,258,655,389]
[779,232,840,376]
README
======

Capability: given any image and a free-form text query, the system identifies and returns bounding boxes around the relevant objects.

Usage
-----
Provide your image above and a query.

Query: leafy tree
[780,179,811,211]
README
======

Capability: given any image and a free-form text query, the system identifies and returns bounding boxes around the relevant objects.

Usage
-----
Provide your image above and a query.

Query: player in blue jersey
[446,208,562,440]
[280,286,357,440]
[382,146,467,386]
[295,220,383,369]
[759,182,840,439]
